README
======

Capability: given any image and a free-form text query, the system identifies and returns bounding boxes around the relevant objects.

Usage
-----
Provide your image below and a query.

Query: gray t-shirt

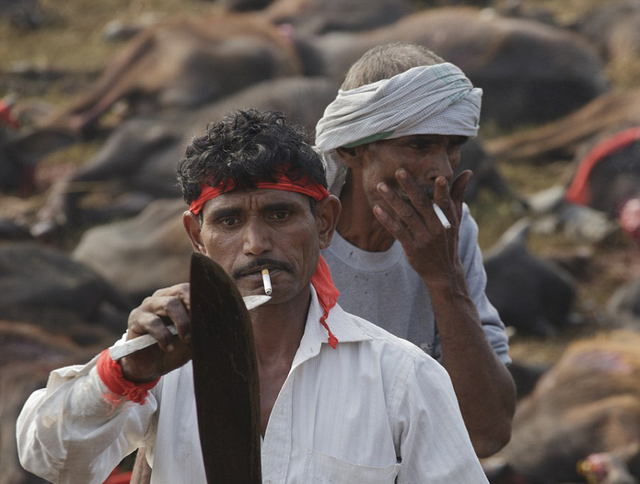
[321,204,511,365]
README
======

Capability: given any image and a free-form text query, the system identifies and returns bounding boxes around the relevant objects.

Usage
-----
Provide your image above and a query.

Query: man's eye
[220,218,239,226]
[270,211,291,221]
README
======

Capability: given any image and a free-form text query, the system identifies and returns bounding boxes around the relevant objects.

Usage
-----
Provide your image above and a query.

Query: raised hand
[119,283,193,382]
[373,168,472,285]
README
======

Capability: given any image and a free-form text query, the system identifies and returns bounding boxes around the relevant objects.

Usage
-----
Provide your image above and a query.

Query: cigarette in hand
[433,204,451,229]
[262,269,272,295]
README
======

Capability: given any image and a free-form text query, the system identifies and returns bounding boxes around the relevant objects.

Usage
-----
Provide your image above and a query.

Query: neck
[336,170,396,252]
[250,285,310,368]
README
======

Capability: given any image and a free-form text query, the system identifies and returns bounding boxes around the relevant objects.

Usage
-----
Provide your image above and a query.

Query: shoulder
[330,304,446,376]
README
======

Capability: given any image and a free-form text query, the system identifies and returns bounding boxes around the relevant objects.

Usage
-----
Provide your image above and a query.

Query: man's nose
[425,146,454,182]
[242,219,273,255]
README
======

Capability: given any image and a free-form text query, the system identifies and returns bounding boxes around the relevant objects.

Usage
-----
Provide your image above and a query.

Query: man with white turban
[315,42,516,457]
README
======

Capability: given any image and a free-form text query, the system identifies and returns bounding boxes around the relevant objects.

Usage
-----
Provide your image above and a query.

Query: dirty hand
[119,283,193,382]
[373,168,472,285]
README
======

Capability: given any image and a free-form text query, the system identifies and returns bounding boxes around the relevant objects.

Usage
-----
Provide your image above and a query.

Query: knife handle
[109,326,178,361]
[108,294,270,361]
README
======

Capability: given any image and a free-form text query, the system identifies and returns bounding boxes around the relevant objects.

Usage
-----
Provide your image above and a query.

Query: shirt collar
[292,285,373,369]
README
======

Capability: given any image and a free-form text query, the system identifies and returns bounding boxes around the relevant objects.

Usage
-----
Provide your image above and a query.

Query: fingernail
[378,182,388,193]
[397,169,407,179]
[167,343,175,352]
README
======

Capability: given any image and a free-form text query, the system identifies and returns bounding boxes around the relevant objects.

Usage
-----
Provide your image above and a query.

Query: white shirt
[17,288,489,484]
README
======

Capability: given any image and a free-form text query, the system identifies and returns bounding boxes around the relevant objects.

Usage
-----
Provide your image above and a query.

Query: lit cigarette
[261,269,272,295]
[433,204,451,229]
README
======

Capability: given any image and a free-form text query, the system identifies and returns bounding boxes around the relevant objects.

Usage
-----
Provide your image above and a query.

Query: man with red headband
[17,110,489,483]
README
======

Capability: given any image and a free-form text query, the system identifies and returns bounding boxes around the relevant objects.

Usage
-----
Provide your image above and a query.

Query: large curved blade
[190,252,262,484]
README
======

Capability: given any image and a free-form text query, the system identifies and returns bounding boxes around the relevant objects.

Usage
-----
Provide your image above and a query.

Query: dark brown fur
[489,331,640,483]
[38,14,301,136]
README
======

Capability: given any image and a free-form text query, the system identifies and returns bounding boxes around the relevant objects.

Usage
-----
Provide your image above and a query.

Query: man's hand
[119,283,193,382]
[373,168,473,284]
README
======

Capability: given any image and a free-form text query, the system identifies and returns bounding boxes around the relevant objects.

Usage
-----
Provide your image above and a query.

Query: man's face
[353,134,467,210]
[192,189,321,302]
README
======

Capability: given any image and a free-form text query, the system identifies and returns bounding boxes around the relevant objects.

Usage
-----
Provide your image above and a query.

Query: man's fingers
[151,283,191,311]
[373,204,410,244]
[397,170,450,231]
[395,169,431,208]
[130,293,191,347]
[377,181,416,220]
[450,170,473,210]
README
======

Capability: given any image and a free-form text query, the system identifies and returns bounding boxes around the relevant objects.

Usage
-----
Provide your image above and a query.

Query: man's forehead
[204,188,309,210]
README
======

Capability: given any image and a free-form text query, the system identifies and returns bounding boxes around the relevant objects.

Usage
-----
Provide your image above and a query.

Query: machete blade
[190,252,262,484]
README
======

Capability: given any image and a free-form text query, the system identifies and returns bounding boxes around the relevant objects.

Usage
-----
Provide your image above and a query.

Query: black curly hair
[176,109,327,205]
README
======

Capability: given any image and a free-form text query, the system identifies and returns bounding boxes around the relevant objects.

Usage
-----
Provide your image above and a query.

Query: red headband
[189,174,330,214]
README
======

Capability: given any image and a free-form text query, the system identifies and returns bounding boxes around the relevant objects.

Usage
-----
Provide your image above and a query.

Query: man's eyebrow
[263,202,301,212]
[210,207,242,219]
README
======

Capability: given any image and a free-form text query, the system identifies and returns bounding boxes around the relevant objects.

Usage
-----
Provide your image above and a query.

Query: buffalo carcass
[485,88,640,163]
[32,76,339,235]
[0,242,131,346]
[72,198,190,304]
[0,322,100,484]
[512,126,640,246]
[0,126,76,195]
[303,7,607,129]
[0,0,42,29]
[483,219,578,337]
[484,331,640,484]
[607,275,640,330]
[254,0,414,36]
[563,127,640,217]
[37,14,302,136]
[572,0,640,65]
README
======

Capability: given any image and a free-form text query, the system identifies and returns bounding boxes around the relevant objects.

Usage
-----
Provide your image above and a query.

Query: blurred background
[2,0,640,482]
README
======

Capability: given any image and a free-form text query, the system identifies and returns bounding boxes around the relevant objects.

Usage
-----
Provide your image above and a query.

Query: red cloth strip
[565,127,640,205]
[97,350,159,406]
[189,176,330,215]
[312,255,340,349]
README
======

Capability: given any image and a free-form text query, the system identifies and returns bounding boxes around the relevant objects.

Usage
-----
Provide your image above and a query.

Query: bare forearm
[427,274,516,458]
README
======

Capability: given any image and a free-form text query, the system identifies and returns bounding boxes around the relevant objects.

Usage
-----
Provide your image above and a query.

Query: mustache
[232,257,295,278]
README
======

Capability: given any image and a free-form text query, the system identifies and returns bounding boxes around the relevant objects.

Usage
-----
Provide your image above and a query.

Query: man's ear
[183,211,206,254]
[336,145,367,168]
[315,195,342,250]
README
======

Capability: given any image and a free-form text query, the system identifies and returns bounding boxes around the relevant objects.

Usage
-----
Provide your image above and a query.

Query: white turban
[315,63,482,195]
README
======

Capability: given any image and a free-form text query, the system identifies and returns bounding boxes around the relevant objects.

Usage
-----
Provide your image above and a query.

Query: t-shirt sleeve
[458,204,511,365]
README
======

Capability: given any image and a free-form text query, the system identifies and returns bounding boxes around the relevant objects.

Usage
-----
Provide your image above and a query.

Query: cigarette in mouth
[433,204,451,229]
[262,268,272,295]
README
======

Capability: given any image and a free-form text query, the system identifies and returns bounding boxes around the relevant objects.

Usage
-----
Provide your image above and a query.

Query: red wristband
[97,350,159,405]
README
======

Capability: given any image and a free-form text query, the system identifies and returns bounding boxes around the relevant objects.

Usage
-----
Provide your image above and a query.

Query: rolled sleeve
[17,351,157,484]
